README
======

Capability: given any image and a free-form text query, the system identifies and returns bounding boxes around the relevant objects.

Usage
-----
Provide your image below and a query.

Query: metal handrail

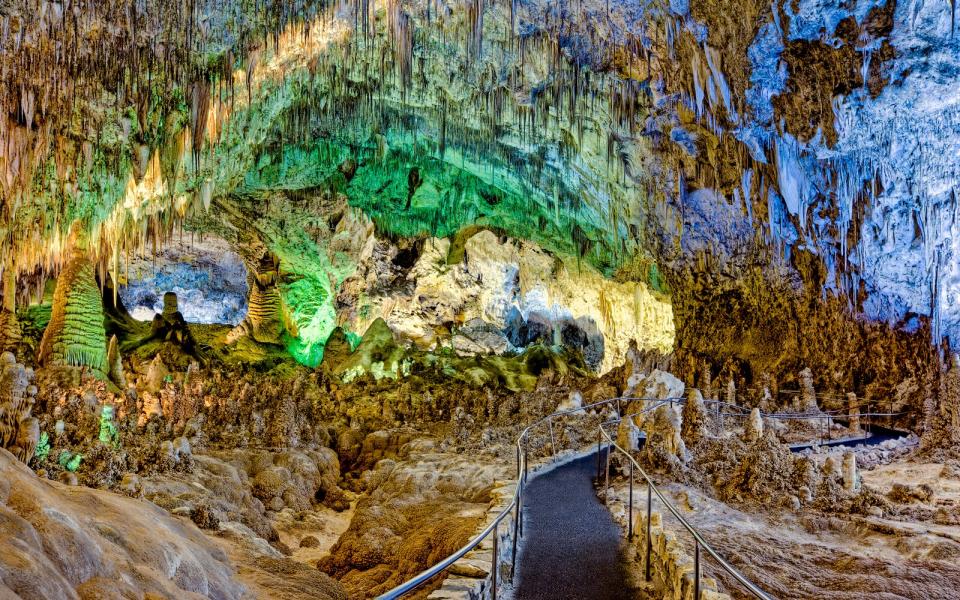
[597,404,774,600]
[379,395,773,599]
[378,395,634,599]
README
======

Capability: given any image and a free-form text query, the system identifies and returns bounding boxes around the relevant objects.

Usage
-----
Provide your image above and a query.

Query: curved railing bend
[379,396,774,600]
[597,400,773,600]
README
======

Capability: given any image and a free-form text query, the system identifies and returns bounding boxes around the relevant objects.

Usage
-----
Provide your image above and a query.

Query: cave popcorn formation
[0,0,959,599]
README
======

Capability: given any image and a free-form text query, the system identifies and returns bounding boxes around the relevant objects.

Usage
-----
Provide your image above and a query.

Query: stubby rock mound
[0,448,245,600]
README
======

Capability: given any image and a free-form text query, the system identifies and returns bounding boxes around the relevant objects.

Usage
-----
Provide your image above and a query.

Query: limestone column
[842,451,860,492]
[0,267,21,351]
[228,255,286,346]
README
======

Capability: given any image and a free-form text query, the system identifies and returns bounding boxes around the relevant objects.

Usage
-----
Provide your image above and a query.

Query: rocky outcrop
[318,439,501,598]
[338,230,674,374]
[0,447,247,599]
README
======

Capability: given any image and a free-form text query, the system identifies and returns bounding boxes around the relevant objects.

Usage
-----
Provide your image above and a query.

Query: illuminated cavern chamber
[0,0,959,599]
[118,237,248,326]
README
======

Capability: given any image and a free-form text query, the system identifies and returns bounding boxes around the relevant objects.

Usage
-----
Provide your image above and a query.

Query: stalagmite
[228,255,287,346]
[744,407,763,442]
[680,387,708,446]
[847,392,861,433]
[0,268,21,352]
[842,451,860,492]
[107,335,127,389]
[0,352,38,464]
[760,386,773,412]
[799,367,818,413]
[645,403,687,465]
[37,227,108,375]
[726,378,737,406]
[617,416,641,452]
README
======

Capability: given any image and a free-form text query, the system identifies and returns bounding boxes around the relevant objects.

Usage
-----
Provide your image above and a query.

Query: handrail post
[628,460,634,539]
[518,481,524,538]
[645,482,652,582]
[516,444,520,479]
[603,439,611,504]
[524,443,529,484]
[511,499,519,575]
[694,539,701,600]
[597,427,602,478]
[491,522,498,600]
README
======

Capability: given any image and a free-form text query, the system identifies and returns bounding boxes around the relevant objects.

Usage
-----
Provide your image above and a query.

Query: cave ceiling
[1,0,958,375]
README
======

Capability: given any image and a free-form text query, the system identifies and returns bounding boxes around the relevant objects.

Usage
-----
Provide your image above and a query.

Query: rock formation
[744,408,763,443]
[799,368,818,413]
[847,392,861,434]
[0,446,256,599]
[644,403,687,470]
[842,451,860,492]
[0,268,21,352]
[0,352,38,463]
[680,388,708,447]
[228,250,287,346]
[37,239,107,375]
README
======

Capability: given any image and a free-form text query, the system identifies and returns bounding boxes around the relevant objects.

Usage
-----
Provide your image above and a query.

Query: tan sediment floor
[605,464,960,600]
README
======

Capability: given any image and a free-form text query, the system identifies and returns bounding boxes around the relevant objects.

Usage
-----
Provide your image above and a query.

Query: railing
[597,399,774,600]
[379,396,773,600]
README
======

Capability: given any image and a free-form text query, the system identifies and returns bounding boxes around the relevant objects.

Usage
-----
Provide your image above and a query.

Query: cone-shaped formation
[229,253,287,346]
[680,388,708,447]
[37,248,107,374]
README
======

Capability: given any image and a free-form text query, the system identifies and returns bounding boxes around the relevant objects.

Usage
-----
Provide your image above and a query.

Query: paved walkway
[513,450,639,599]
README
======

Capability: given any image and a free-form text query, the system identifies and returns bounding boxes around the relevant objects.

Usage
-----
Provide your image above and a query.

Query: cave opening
[118,236,249,326]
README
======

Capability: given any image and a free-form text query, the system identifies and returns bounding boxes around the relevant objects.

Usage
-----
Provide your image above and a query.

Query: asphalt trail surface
[513,451,637,600]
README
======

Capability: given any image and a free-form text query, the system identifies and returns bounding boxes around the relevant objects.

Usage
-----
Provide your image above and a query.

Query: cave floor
[604,463,960,600]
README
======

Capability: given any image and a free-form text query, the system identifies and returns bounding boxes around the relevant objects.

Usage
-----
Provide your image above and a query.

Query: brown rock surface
[0,447,244,599]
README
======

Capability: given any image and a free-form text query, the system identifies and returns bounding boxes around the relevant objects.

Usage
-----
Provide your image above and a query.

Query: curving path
[513,450,640,600]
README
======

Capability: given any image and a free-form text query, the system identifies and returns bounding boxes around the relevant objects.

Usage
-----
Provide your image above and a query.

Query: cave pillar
[799,367,818,412]
[0,267,21,351]
[228,254,287,346]
[37,226,108,374]
[847,392,861,433]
